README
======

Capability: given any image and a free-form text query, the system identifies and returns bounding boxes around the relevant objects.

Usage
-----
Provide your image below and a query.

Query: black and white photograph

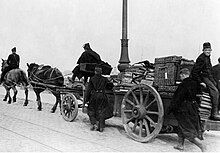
[0,0,220,152]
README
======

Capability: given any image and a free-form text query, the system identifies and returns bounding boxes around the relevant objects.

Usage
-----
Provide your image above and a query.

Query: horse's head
[27,63,39,77]
[1,59,8,72]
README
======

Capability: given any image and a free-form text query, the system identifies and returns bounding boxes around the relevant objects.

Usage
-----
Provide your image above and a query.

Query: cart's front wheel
[121,84,164,142]
[61,93,78,122]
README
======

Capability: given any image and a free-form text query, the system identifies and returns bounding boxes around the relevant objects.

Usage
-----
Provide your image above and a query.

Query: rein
[28,66,63,84]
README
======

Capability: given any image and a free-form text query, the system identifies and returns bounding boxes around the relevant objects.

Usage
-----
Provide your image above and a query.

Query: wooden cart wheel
[121,84,164,142]
[61,93,78,122]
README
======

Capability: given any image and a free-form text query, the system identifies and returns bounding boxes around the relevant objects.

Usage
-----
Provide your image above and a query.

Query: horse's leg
[23,86,29,106]
[12,86,17,103]
[7,88,12,104]
[50,91,61,113]
[34,89,42,111]
[3,84,8,101]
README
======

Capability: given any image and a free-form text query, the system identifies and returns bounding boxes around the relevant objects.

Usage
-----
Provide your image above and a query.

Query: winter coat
[85,74,114,120]
[191,53,216,85]
[169,77,202,139]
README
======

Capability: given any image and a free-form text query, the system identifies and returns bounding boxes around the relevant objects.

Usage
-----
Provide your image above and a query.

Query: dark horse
[27,63,64,113]
[1,59,29,105]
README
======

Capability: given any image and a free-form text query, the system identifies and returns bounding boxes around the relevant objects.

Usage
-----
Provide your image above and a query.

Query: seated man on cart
[69,43,102,83]
[191,42,220,121]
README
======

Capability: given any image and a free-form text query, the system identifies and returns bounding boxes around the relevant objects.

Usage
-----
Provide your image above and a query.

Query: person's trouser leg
[0,67,12,83]
[87,104,97,130]
[203,78,220,120]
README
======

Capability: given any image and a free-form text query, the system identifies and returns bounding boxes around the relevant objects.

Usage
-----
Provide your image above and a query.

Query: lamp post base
[117,63,130,72]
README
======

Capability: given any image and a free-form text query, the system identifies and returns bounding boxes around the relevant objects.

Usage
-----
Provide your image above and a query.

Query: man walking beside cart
[168,68,206,152]
[85,65,114,132]
[191,42,220,121]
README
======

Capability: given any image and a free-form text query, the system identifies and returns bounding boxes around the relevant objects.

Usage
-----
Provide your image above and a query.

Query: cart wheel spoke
[143,91,149,106]
[146,110,159,115]
[139,87,143,105]
[143,118,150,135]
[145,116,156,128]
[125,99,135,107]
[145,98,156,110]
[131,90,139,105]
[126,117,134,124]
[124,109,132,113]
[132,119,138,132]
[139,120,143,137]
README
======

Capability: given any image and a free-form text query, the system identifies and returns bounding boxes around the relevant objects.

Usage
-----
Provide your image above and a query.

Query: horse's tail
[19,70,29,86]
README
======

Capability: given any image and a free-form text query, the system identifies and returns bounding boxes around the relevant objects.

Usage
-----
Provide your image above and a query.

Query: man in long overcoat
[168,68,206,152]
[70,43,102,83]
[85,66,114,132]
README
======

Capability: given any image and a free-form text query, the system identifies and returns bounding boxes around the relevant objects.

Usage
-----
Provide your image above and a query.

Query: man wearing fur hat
[70,43,102,83]
[191,42,220,121]
[0,47,20,84]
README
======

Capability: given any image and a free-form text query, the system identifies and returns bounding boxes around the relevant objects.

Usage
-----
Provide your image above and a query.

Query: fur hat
[11,47,16,52]
[179,68,190,75]
[83,43,91,50]
[203,42,211,50]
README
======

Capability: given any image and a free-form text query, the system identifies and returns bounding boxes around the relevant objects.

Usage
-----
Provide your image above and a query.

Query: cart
[117,56,220,143]
[46,57,220,143]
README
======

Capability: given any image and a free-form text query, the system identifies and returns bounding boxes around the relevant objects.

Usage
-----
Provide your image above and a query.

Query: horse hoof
[13,100,16,103]
[3,98,7,101]
[37,108,42,111]
[23,101,28,106]
[7,101,11,104]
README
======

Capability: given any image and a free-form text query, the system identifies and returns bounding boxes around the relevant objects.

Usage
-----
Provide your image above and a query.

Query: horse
[26,63,64,113]
[1,59,29,105]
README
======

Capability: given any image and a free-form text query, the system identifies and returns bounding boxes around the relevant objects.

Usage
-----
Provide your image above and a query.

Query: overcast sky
[1,0,220,73]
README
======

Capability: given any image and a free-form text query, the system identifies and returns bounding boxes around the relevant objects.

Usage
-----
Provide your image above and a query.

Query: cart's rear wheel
[61,93,78,122]
[121,84,164,142]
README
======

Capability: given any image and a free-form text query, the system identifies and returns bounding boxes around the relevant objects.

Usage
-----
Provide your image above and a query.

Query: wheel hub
[132,105,146,119]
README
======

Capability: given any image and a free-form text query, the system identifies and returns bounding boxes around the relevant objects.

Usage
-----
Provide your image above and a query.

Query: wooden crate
[154,62,179,86]
[154,56,195,86]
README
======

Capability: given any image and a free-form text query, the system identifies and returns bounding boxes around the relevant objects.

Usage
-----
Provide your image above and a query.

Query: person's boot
[210,105,220,121]
[90,124,97,131]
[190,138,207,152]
[174,136,184,150]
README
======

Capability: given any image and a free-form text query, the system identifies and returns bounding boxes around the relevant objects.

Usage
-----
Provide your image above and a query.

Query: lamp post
[117,0,130,72]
